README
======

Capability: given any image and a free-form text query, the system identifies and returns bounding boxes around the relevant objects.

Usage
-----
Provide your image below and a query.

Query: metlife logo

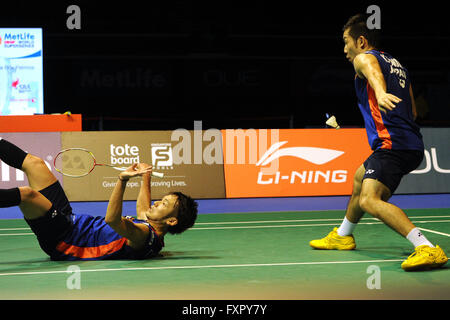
[1,31,36,49]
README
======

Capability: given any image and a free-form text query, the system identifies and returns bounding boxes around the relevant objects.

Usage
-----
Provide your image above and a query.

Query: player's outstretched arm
[353,53,402,113]
[136,163,152,220]
[105,164,152,249]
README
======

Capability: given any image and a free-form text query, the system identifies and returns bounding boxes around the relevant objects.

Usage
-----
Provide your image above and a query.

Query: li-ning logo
[256,141,347,185]
[256,141,345,166]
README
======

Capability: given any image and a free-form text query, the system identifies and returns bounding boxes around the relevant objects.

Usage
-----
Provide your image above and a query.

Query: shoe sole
[310,244,356,250]
[402,260,448,271]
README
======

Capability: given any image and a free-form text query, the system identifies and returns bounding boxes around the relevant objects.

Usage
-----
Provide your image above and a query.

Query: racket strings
[54,149,95,177]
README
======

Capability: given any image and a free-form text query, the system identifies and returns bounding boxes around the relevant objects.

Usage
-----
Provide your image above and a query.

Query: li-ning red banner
[222,128,372,198]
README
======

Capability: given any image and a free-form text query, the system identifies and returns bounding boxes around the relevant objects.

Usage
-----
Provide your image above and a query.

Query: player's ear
[356,36,363,48]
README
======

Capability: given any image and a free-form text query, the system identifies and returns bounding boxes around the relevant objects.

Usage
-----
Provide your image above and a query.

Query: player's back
[354,50,424,151]
[51,213,163,260]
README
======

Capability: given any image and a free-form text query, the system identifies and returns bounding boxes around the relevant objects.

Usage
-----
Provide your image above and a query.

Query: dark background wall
[2,1,449,130]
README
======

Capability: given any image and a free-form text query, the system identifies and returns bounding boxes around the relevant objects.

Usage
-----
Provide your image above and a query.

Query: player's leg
[21,154,57,191]
[308,165,364,250]
[359,149,431,240]
[18,186,53,220]
[0,138,57,191]
[0,138,71,217]
[336,164,366,236]
[358,178,415,237]
[0,186,53,219]
[358,177,448,270]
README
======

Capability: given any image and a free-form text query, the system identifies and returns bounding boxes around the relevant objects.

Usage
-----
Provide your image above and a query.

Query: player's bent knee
[18,186,38,202]
[23,154,46,167]
[358,194,374,215]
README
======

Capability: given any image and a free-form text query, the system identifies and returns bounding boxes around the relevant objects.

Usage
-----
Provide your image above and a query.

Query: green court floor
[0,209,449,300]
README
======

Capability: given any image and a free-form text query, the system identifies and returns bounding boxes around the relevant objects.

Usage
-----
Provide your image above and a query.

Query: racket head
[54,148,96,178]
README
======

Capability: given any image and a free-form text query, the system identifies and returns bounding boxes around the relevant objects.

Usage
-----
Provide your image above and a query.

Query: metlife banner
[0,28,44,115]
[396,128,450,194]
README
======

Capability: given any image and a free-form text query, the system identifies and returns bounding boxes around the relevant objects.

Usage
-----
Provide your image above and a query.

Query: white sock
[337,217,357,236]
[406,228,434,248]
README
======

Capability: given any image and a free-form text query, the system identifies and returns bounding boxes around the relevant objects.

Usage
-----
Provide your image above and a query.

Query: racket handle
[152,171,164,178]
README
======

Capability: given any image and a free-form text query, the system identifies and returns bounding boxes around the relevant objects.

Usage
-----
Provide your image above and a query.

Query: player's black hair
[167,192,198,235]
[343,13,381,49]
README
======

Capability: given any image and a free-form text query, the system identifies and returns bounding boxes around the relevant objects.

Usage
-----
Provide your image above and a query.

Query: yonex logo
[366,169,375,175]
[256,141,345,166]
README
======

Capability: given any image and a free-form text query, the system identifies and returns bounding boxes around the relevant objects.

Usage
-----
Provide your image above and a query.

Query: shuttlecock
[326,115,340,129]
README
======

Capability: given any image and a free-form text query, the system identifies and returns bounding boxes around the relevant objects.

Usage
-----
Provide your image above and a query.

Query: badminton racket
[54,148,164,178]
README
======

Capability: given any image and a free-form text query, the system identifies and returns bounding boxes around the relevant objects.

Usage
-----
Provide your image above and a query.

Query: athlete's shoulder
[355,52,378,64]
[124,216,150,226]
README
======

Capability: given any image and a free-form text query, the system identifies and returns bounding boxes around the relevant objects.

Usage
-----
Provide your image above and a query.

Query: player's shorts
[24,181,74,257]
[363,149,424,194]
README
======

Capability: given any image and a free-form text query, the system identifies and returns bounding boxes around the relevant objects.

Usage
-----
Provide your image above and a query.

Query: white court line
[1,215,448,231]
[195,218,371,225]
[1,220,449,235]
[190,220,450,231]
[0,259,404,277]
[195,215,450,225]
[418,227,450,238]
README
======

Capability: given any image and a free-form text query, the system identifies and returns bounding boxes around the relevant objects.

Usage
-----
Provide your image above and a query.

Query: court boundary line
[418,227,450,237]
[0,259,405,277]
[1,215,449,229]
[195,215,450,225]
[1,220,449,236]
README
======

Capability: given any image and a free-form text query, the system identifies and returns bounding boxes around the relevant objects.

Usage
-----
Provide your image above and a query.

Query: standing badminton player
[309,13,447,271]
[0,139,197,260]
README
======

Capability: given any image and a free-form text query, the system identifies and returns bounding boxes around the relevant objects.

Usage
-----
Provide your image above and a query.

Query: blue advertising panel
[0,28,44,115]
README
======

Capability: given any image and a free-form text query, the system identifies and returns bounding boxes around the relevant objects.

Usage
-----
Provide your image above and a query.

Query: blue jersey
[51,214,164,261]
[354,50,424,151]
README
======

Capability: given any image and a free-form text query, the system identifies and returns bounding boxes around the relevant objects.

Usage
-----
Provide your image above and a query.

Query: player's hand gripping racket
[53,148,164,178]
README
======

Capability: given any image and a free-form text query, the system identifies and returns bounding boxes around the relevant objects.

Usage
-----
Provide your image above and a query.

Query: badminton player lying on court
[309,13,448,271]
[0,139,198,260]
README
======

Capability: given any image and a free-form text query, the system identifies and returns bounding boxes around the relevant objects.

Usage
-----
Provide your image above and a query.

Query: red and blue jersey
[354,50,424,151]
[51,213,164,261]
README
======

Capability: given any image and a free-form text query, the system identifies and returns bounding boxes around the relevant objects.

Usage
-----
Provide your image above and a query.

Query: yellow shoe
[309,227,356,250]
[401,245,448,271]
